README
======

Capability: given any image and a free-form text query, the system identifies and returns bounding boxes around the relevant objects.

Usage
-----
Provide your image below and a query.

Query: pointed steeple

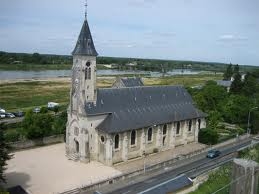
[72,19,98,56]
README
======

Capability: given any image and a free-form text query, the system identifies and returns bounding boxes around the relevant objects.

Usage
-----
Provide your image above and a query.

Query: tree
[198,128,219,145]
[242,73,257,96]
[233,64,240,75]
[0,123,12,183]
[223,64,233,80]
[230,73,243,94]
[222,95,253,124]
[251,111,259,134]
[193,81,228,112]
[22,111,53,139]
[207,111,222,131]
[53,111,67,135]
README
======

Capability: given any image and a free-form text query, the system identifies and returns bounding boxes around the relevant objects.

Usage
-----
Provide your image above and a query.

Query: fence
[9,134,65,151]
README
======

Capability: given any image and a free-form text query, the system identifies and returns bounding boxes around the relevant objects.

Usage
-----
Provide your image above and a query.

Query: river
[0,69,204,80]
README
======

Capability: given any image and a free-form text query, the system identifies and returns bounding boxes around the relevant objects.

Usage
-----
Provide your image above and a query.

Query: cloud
[218,34,248,42]
[95,40,137,48]
[128,0,157,7]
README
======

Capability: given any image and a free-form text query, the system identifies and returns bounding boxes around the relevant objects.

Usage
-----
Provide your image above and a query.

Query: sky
[0,0,259,66]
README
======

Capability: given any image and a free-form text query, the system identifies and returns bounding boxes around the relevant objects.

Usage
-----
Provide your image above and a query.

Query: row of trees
[191,67,259,144]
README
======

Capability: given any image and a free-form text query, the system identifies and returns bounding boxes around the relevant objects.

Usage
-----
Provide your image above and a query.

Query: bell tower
[70,14,98,113]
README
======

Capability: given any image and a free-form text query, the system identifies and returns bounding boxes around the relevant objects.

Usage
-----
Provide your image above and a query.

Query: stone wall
[9,135,64,151]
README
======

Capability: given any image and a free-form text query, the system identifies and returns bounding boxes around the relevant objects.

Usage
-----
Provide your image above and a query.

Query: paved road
[0,117,24,124]
[92,139,253,194]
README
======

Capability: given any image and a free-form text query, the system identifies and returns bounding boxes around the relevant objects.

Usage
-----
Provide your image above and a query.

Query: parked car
[47,102,59,109]
[0,113,6,119]
[33,107,41,113]
[5,113,15,118]
[207,150,221,159]
[13,111,25,117]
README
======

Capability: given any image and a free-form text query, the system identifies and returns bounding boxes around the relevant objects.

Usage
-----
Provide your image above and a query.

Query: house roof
[112,77,144,88]
[85,86,206,134]
[121,77,144,87]
[72,19,98,56]
[216,80,232,87]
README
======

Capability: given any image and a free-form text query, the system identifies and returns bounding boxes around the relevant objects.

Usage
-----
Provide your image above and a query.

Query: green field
[0,74,222,111]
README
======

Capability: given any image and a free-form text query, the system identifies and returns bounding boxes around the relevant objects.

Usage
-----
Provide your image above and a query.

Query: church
[65,15,207,166]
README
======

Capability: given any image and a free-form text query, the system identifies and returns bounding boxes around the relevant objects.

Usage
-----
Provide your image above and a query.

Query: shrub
[4,129,20,142]
[198,128,219,145]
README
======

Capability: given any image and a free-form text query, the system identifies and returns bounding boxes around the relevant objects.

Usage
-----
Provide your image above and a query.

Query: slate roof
[85,86,206,134]
[112,77,144,88]
[121,77,144,87]
[139,174,193,194]
[72,19,98,56]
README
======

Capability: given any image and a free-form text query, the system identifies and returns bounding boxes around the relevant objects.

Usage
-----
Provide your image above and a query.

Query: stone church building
[66,17,206,166]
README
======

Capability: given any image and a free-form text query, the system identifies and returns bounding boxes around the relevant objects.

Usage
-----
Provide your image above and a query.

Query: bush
[4,129,20,142]
[40,107,48,113]
[22,111,54,139]
[198,128,219,145]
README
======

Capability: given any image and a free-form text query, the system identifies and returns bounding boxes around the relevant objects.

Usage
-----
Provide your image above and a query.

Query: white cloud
[218,34,248,42]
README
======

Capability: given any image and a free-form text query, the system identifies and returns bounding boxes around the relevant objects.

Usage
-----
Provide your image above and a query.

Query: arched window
[147,128,152,141]
[163,124,167,135]
[87,67,91,80]
[198,119,201,130]
[188,120,192,131]
[114,134,119,149]
[85,62,91,80]
[176,122,180,134]
[131,130,136,145]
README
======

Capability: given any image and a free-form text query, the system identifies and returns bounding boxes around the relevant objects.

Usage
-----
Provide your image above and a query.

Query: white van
[47,102,59,109]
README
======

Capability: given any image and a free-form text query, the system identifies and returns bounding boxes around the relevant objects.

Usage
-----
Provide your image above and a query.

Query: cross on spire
[85,0,88,19]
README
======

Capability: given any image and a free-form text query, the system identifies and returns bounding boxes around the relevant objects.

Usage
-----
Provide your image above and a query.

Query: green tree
[233,64,239,74]
[242,73,257,96]
[230,73,243,94]
[207,111,222,131]
[0,123,12,183]
[22,111,53,139]
[193,81,228,112]
[198,128,219,145]
[222,95,253,124]
[251,111,259,134]
[223,64,233,80]
[53,111,67,135]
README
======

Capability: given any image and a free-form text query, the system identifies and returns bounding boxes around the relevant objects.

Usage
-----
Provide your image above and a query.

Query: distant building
[112,77,144,88]
[103,64,118,69]
[216,80,232,92]
[66,12,206,166]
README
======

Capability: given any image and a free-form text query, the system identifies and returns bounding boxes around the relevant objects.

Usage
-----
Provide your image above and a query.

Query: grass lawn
[144,73,223,87]
[0,73,222,111]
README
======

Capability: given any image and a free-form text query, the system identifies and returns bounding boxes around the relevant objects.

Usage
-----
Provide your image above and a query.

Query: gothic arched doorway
[74,139,79,153]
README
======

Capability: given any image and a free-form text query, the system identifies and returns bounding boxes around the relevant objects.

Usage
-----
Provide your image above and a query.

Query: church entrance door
[75,140,79,153]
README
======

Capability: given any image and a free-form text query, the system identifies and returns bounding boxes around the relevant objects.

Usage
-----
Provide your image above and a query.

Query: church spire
[72,1,98,56]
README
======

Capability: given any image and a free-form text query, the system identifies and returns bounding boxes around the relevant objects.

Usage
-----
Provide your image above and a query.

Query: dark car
[13,111,25,117]
[207,150,221,159]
